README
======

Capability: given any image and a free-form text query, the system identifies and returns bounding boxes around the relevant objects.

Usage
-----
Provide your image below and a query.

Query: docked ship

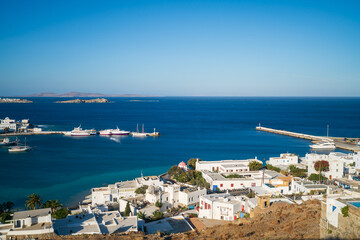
[131,124,147,137]
[111,127,130,135]
[70,126,91,136]
[99,129,112,135]
[310,140,336,150]
[8,138,32,152]
[0,137,18,146]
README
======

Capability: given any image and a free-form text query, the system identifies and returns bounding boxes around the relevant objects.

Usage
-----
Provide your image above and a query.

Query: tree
[249,161,262,171]
[44,200,62,213]
[308,173,327,181]
[135,185,148,195]
[26,193,42,210]
[137,211,146,220]
[155,201,163,208]
[187,158,198,170]
[314,160,329,182]
[0,202,14,213]
[266,164,281,172]
[52,207,70,219]
[152,210,164,220]
[124,201,131,216]
[289,165,307,178]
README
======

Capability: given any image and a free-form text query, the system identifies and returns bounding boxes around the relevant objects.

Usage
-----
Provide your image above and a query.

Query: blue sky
[0,0,359,96]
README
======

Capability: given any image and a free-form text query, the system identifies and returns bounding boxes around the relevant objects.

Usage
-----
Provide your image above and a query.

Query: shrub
[266,164,281,172]
[308,173,328,181]
[341,206,349,217]
[152,210,164,220]
[289,165,307,178]
[155,201,163,208]
[249,161,262,171]
[135,185,148,195]
[314,160,329,172]
[223,174,244,178]
[52,207,70,219]
[187,158,198,170]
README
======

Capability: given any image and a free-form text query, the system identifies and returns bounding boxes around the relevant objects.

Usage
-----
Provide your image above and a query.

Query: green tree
[137,211,146,220]
[187,158,198,170]
[341,206,349,217]
[155,201,163,208]
[266,164,281,173]
[26,193,42,210]
[289,165,307,178]
[152,210,164,220]
[135,185,148,195]
[52,207,70,219]
[44,200,62,213]
[249,161,262,171]
[308,173,328,181]
[124,201,131,216]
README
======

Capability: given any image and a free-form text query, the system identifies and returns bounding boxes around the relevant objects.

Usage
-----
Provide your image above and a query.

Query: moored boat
[70,126,91,136]
[111,126,130,135]
[8,137,31,152]
[0,137,18,146]
[99,129,112,135]
[131,124,147,137]
[310,140,336,150]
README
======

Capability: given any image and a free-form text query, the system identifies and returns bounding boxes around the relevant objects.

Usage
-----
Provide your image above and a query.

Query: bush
[168,166,210,189]
[341,206,349,217]
[155,201,163,208]
[152,210,164,220]
[187,158,198,170]
[52,207,70,219]
[289,165,307,178]
[135,185,148,195]
[308,173,328,181]
[249,161,262,171]
[266,164,281,172]
[223,174,243,178]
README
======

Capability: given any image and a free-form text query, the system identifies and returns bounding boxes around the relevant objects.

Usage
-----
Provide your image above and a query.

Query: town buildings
[195,158,262,173]
[267,153,299,167]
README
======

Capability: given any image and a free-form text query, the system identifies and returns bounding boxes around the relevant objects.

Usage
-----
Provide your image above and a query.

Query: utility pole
[327,125,329,137]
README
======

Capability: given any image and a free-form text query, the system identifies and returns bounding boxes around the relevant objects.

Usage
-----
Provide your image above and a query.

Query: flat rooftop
[13,208,51,220]
[198,159,257,165]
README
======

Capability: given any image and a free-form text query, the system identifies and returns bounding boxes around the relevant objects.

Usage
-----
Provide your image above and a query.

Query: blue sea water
[0,97,359,208]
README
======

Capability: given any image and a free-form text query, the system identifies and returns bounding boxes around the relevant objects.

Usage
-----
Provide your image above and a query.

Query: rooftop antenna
[327,124,329,137]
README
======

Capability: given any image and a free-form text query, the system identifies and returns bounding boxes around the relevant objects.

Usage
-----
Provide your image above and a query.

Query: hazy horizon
[1,0,359,97]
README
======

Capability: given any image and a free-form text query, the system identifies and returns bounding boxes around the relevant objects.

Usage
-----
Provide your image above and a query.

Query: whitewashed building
[198,193,242,221]
[145,184,206,210]
[303,153,344,180]
[291,178,329,194]
[267,153,299,167]
[0,117,17,132]
[7,208,54,238]
[195,158,262,173]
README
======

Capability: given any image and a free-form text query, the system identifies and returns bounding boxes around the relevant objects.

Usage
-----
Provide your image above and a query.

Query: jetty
[256,124,360,152]
[0,131,66,136]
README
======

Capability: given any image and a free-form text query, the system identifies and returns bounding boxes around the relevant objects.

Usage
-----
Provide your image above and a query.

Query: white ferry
[111,127,130,135]
[70,126,91,136]
[310,140,336,150]
[99,129,112,135]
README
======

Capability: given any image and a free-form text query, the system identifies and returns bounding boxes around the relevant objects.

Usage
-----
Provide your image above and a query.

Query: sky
[0,0,359,96]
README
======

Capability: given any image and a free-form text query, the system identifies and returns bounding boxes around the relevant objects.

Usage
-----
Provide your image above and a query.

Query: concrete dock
[0,131,66,136]
[256,126,360,152]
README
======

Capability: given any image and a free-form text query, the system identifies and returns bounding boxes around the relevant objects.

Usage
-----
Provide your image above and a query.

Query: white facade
[267,153,298,166]
[304,153,344,180]
[198,193,242,221]
[291,178,328,194]
[91,180,139,206]
[195,158,262,173]
[0,117,17,132]
[145,184,206,210]
[325,198,347,228]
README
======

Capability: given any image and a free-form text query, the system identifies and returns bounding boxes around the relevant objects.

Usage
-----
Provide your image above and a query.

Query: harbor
[256,124,360,152]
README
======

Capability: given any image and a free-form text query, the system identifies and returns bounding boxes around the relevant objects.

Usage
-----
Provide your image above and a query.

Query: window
[208,204,211,209]
[231,183,234,187]
[220,184,223,187]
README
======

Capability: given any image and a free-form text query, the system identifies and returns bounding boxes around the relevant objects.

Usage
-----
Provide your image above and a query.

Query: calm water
[1,97,359,208]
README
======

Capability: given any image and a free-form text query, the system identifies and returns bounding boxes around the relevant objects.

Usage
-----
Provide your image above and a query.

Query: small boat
[132,124,147,137]
[111,126,130,135]
[0,137,18,146]
[99,129,112,135]
[8,137,32,152]
[310,140,336,150]
[70,126,91,136]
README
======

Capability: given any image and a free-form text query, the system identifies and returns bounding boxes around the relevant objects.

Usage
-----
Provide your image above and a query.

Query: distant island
[0,98,33,103]
[55,98,110,103]
[22,92,156,98]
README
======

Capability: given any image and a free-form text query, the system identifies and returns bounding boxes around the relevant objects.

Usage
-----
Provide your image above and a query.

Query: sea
[0,97,359,208]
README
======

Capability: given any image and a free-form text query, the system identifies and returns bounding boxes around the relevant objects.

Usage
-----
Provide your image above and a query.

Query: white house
[0,117,17,132]
[291,178,328,194]
[195,158,262,173]
[201,170,285,191]
[145,184,206,210]
[7,208,54,238]
[304,153,344,180]
[267,153,299,167]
